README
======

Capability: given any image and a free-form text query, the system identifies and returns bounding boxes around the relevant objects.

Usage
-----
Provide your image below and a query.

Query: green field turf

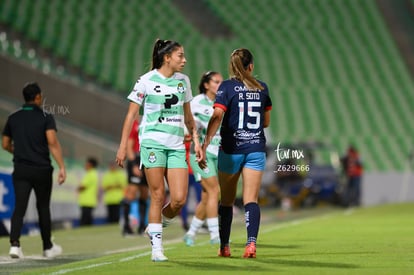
[1,203,413,275]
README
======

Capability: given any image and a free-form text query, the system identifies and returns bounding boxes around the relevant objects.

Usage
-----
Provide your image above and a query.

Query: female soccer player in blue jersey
[116,39,203,262]
[200,48,272,258]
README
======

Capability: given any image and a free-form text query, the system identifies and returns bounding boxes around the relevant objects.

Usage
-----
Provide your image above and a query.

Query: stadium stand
[0,0,413,171]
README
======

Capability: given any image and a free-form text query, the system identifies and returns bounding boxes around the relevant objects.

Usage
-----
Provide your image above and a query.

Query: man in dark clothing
[2,82,66,259]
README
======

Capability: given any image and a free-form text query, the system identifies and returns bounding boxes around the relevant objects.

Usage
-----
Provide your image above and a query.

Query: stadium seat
[0,0,413,171]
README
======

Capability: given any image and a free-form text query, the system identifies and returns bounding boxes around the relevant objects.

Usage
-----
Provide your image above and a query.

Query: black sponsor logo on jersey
[154,85,161,93]
[164,94,179,109]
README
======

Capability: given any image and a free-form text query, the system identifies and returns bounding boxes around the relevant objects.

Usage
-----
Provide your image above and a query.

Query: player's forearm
[2,136,13,154]
[49,140,65,170]
[119,111,137,153]
[203,115,221,149]
[185,120,200,147]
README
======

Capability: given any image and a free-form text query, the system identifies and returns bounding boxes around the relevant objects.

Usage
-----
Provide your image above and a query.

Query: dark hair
[87,157,98,168]
[198,71,219,94]
[151,39,181,70]
[22,82,41,102]
[229,48,263,91]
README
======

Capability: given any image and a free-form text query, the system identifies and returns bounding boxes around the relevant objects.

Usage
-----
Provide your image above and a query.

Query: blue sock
[218,205,233,249]
[244,202,260,246]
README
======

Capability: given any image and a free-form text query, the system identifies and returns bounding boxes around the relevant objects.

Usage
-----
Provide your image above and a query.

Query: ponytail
[229,48,263,91]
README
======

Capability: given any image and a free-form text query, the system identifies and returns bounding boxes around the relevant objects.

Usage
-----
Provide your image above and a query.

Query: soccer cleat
[151,250,168,262]
[218,246,231,257]
[183,234,195,246]
[243,242,256,258]
[145,227,167,262]
[9,246,24,259]
[43,243,63,258]
[210,236,220,245]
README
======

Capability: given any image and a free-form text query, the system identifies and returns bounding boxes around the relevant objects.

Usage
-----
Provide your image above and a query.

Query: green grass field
[1,203,413,275]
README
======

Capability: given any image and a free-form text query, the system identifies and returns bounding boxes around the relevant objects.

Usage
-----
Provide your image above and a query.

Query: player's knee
[170,197,187,211]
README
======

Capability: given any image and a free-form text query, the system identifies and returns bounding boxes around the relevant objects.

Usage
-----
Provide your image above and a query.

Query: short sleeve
[262,83,273,111]
[127,79,146,105]
[182,74,193,103]
[213,83,228,111]
[46,114,57,131]
[2,118,11,137]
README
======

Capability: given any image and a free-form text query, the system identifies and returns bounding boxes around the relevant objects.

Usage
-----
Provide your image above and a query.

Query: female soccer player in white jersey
[200,48,272,258]
[183,71,223,246]
[116,39,202,262]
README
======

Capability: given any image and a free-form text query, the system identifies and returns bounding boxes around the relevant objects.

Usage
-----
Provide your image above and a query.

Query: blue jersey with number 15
[214,78,272,154]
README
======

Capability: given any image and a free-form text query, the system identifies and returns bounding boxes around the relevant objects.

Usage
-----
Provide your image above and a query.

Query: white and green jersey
[127,70,193,150]
[191,94,221,157]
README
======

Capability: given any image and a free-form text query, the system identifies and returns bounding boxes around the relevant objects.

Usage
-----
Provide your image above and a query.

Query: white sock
[147,223,163,252]
[162,214,175,228]
[207,217,219,240]
[187,217,204,236]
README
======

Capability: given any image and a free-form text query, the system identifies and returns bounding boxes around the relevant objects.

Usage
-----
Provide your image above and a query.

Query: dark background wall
[0,55,127,142]
[0,55,124,162]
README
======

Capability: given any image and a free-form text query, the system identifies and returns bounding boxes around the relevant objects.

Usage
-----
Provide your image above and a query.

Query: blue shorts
[218,151,266,174]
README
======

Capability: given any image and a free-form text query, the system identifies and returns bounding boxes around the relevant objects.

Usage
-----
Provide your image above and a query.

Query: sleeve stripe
[213,103,227,111]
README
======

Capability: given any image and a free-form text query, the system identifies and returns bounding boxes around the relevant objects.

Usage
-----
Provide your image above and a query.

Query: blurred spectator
[102,161,127,223]
[77,157,99,226]
[341,146,363,207]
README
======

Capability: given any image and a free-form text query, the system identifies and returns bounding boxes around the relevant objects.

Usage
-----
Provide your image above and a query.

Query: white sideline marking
[49,262,113,275]
[104,237,183,255]
[118,251,152,262]
[47,248,173,275]
[0,257,16,264]
[0,255,58,263]
[47,211,344,274]
[344,208,355,215]
[260,212,338,234]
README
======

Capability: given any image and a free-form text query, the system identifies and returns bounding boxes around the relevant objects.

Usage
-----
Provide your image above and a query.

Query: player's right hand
[116,148,126,168]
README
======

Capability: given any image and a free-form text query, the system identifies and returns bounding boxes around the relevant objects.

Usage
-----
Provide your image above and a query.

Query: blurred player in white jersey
[183,71,223,246]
